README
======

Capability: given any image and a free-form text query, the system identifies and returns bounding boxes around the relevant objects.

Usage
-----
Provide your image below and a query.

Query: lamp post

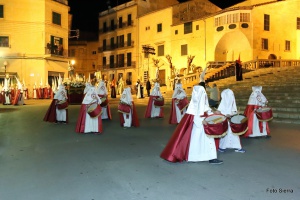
[3,60,8,74]
[142,45,155,79]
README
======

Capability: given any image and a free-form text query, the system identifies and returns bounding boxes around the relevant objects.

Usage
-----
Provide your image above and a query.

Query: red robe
[12,89,22,105]
[160,114,194,162]
[119,101,140,127]
[243,105,270,137]
[75,104,103,133]
[144,96,164,118]
[43,99,69,123]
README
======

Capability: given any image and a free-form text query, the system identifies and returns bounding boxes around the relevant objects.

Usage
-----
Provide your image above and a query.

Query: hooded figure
[160,86,223,164]
[199,66,207,89]
[12,77,25,105]
[119,87,140,128]
[3,74,11,105]
[169,82,189,124]
[217,89,246,153]
[244,86,270,138]
[144,82,164,118]
[43,84,68,124]
[75,80,103,134]
[97,80,112,120]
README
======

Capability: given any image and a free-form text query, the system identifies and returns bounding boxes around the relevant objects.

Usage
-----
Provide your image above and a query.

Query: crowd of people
[41,74,272,165]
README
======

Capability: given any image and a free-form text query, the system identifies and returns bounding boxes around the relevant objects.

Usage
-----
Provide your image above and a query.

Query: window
[110,55,114,68]
[0,5,4,18]
[69,49,75,57]
[157,45,164,56]
[50,36,63,55]
[103,57,107,67]
[157,23,162,32]
[119,35,124,47]
[110,19,115,31]
[264,14,270,31]
[117,54,124,67]
[52,12,61,25]
[103,39,106,51]
[119,17,123,28]
[297,17,300,30]
[285,40,290,51]
[196,25,199,30]
[110,37,114,49]
[240,13,250,22]
[175,30,178,35]
[92,51,96,55]
[128,14,132,26]
[181,44,188,56]
[127,33,131,47]
[261,38,268,50]
[184,22,192,34]
[126,72,132,85]
[127,53,132,66]
[0,36,9,47]
[103,22,107,32]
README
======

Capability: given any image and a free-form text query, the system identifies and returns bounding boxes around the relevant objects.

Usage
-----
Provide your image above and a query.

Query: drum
[87,103,102,118]
[118,103,131,114]
[98,95,108,107]
[154,97,164,107]
[255,107,273,122]
[203,114,228,138]
[229,114,248,136]
[57,100,68,109]
[177,98,189,111]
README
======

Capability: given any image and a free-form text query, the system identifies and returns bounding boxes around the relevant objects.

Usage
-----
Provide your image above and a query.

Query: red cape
[144,96,164,118]
[119,101,140,127]
[75,104,103,133]
[160,114,194,162]
[43,99,57,122]
[244,105,270,137]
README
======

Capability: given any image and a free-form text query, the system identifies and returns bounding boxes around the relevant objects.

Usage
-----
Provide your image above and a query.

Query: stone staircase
[210,66,300,124]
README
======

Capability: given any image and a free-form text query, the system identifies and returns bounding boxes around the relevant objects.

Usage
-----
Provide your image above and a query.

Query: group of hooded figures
[0,76,28,106]
[43,76,271,165]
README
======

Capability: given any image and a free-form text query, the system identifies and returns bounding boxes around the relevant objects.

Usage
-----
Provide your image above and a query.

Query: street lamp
[3,60,8,74]
[142,45,155,79]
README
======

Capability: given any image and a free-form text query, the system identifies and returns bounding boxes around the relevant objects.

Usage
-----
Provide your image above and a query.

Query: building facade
[0,0,70,95]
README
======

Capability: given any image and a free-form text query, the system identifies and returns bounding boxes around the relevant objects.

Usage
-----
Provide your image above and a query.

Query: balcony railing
[98,41,134,52]
[52,0,68,6]
[99,21,134,33]
[101,61,136,70]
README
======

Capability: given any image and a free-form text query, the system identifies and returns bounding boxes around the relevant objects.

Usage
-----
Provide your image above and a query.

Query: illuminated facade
[0,0,70,94]
[98,0,178,86]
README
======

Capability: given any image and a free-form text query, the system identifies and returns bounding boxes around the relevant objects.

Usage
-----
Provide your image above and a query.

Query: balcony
[52,0,68,6]
[98,41,135,52]
[101,61,136,71]
[99,21,134,33]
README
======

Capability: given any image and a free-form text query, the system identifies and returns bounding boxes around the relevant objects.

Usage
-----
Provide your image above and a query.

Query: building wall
[0,0,69,92]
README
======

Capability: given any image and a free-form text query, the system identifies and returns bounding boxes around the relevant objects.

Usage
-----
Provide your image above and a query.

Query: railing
[101,61,136,71]
[98,41,135,52]
[52,0,68,6]
[99,21,134,33]
[242,59,300,70]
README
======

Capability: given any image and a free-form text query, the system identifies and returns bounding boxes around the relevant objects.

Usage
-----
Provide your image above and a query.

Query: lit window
[52,12,61,25]
[297,17,300,30]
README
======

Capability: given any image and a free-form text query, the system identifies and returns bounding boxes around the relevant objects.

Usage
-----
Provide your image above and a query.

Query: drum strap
[200,113,208,118]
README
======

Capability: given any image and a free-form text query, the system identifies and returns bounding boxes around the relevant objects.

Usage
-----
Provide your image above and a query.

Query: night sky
[69,0,243,33]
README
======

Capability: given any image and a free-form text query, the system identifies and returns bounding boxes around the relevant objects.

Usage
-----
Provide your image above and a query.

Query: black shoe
[209,159,223,165]
[264,135,271,138]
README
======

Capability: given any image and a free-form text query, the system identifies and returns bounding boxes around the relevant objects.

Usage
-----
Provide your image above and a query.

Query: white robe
[188,115,217,162]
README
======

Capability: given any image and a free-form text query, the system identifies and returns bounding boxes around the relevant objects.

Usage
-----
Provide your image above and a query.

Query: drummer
[217,89,246,153]
[75,78,103,134]
[97,80,112,120]
[144,81,164,118]
[169,80,189,124]
[243,86,270,138]
[160,85,223,164]
[119,87,140,128]
[43,81,68,124]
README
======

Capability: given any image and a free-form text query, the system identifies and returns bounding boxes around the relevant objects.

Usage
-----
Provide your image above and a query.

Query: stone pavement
[0,99,299,200]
